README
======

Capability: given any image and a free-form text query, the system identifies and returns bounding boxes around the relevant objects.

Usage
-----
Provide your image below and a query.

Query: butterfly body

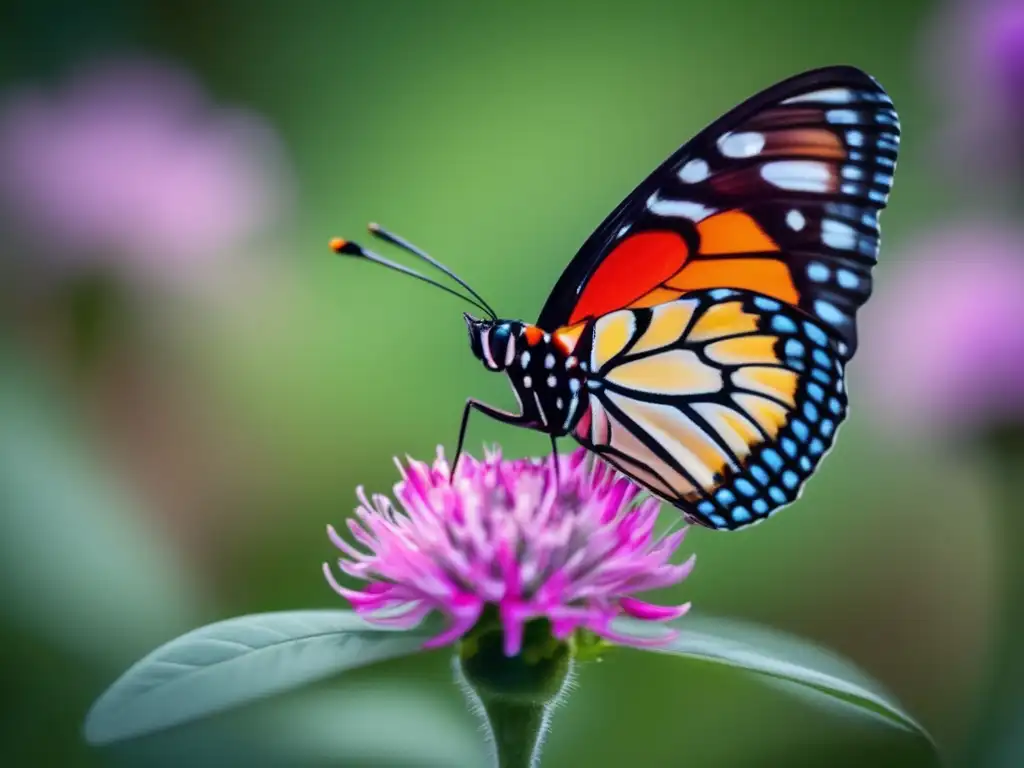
[339,65,899,531]
[464,315,592,438]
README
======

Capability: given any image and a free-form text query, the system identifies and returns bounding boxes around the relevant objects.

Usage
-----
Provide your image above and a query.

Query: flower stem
[455,614,572,768]
[477,696,550,768]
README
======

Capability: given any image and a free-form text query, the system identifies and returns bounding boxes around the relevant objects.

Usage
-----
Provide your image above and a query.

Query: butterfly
[332,65,899,531]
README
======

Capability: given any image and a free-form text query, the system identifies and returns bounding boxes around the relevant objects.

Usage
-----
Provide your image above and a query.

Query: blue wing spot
[750,465,769,485]
[697,500,715,516]
[710,288,737,300]
[762,449,783,472]
[791,359,806,372]
[828,397,842,415]
[799,456,812,472]
[837,269,859,289]
[782,470,800,489]
[814,300,846,325]
[753,499,769,515]
[807,262,830,282]
[782,438,797,457]
[754,296,781,312]
[812,368,831,385]
[809,438,825,456]
[807,382,825,402]
[803,402,819,422]
[812,348,832,368]
[736,478,757,497]
[821,419,835,437]
[769,486,787,504]
[792,419,810,442]
[785,339,805,358]
[709,514,728,529]
[804,322,829,347]
[732,506,751,523]
[771,315,797,334]
[715,489,736,506]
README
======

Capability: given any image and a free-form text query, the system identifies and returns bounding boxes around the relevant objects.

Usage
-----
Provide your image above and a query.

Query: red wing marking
[567,231,690,325]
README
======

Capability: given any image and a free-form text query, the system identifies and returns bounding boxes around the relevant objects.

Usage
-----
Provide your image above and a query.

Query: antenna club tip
[367,222,381,233]
[330,237,364,256]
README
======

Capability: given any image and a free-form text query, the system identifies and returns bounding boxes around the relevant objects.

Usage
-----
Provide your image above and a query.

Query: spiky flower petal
[323,447,694,656]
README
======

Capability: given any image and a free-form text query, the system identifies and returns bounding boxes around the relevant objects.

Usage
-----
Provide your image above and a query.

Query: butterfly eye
[488,325,512,368]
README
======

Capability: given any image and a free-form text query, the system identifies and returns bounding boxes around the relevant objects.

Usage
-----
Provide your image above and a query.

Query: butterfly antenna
[329,238,495,319]
[367,223,498,320]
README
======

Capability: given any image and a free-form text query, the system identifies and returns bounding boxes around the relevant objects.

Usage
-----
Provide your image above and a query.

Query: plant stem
[478,695,550,768]
[454,613,572,768]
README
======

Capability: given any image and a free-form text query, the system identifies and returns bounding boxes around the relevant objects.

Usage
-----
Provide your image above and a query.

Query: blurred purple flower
[323,447,694,657]
[862,224,1024,433]
[0,59,292,284]
[924,0,1024,187]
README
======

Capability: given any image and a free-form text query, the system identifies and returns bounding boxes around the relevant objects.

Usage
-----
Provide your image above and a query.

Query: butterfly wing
[574,290,845,530]
[536,65,899,358]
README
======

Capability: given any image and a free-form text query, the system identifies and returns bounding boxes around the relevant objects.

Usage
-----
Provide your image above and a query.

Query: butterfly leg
[548,434,560,486]
[451,398,535,481]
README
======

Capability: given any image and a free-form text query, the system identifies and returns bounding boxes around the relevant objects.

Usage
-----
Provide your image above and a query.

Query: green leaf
[84,610,431,746]
[615,614,936,750]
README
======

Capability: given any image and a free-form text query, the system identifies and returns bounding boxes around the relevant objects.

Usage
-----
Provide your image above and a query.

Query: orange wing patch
[666,258,799,305]
[568,231,689,324]
[696,211,778,255]
[554,322,586,354]
[523,325,545,345]
[628,286,685,309]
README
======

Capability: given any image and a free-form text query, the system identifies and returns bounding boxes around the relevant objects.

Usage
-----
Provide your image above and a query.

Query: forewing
[538,66,899,358]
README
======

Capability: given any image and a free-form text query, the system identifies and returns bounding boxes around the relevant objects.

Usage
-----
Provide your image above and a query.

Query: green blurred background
[0,1,1007,766]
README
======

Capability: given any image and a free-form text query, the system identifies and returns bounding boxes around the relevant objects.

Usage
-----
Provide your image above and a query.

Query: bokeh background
[2,0,1023,765]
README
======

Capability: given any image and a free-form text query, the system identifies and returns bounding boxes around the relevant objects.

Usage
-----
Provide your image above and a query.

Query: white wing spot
[523,375,533,388]
[786,209,805,231]
[547,375,558,388]
[761,161,832,192]
[556,397,564,410]
[544,354,555,369]
[783,87,853,104]
[822,219,857,250]
[647,193,716,221]
[718,131,765,158]
[826,109,858,124]
[678,158,710,183]
[520,351,531,369]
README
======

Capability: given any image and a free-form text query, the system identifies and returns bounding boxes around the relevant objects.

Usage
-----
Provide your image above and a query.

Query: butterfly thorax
[464,314,591,437]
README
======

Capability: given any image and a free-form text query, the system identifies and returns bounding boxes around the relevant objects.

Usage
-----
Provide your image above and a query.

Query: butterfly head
[465,313,522,372]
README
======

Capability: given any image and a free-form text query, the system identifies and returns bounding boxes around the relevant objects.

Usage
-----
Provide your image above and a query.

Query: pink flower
[861,224,1024,432]
[0,58,292,284]
[923,0,1024,189]
[323,448,694,656]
